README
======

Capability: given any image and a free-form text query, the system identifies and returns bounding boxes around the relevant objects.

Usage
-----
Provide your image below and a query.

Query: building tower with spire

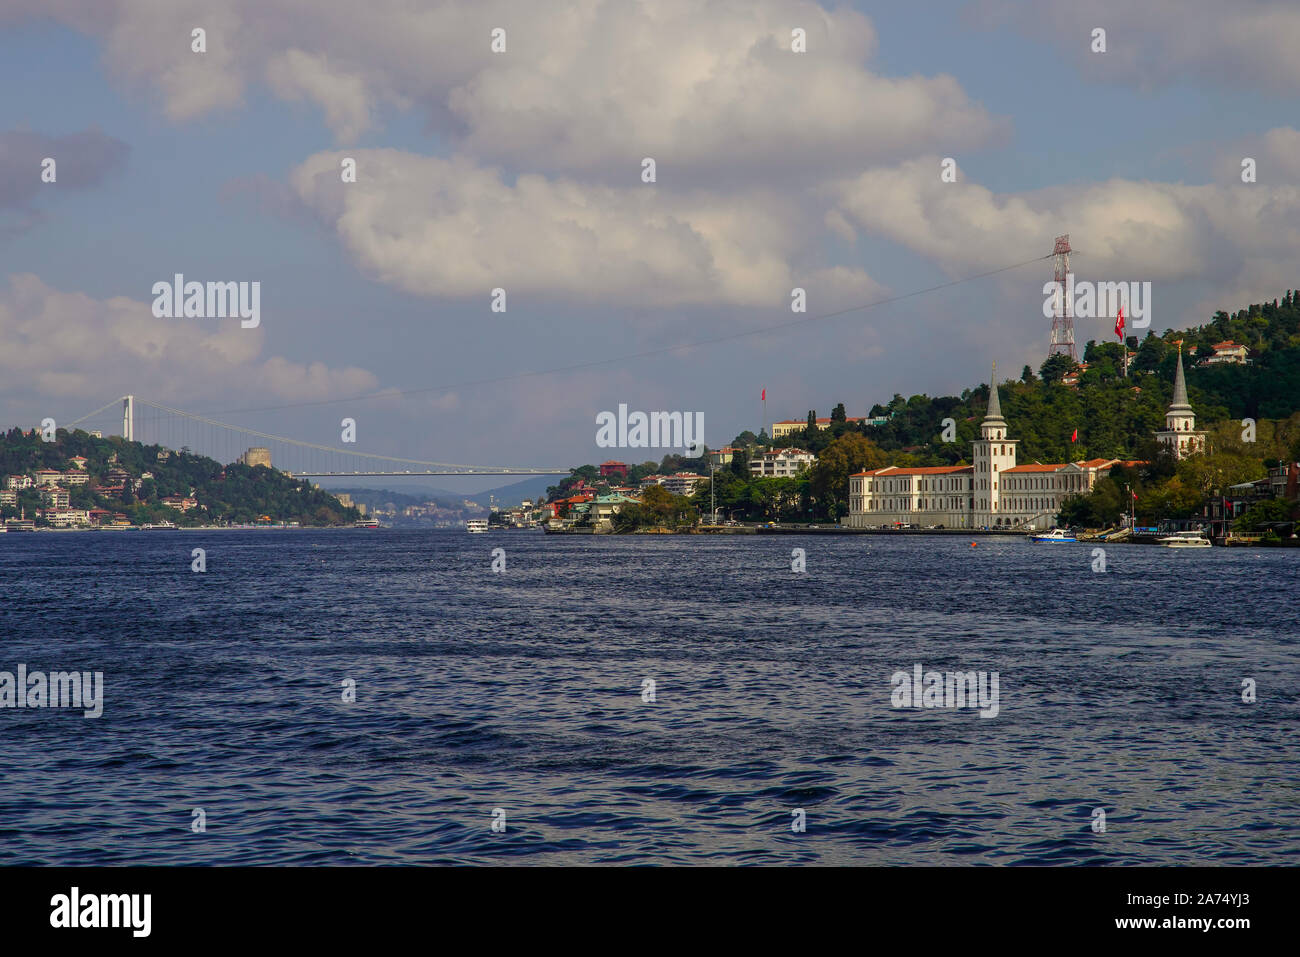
[1154,343,1207,459]
[971,362,1018,525]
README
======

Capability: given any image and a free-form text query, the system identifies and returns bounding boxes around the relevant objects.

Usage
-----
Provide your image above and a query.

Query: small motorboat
[1157,530,1212,548]
[1028,528,1077,543]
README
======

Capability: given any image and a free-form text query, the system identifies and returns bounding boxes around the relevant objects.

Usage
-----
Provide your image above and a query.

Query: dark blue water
[0,528,1296,865]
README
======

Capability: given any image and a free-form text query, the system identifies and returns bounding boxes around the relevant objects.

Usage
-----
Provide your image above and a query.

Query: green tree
[729,449,750,478]
[808,432,887,519]
[1039,353,1076,384]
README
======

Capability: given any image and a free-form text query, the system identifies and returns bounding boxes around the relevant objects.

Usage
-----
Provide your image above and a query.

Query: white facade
[40,508,90,527]
[749,448,816,478]
[41,487,71,508]
[1203,341,1248,365]
[659,473,705,496]
[845,364,1131,530]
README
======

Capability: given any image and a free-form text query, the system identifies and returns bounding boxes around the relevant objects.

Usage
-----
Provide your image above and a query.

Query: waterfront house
[748,448,816,478]
[590,493,641,527]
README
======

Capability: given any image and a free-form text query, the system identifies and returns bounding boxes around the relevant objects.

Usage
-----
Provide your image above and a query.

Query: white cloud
[830,155,1300,327]
[0,273,379,405]
[266,49,376,143]
[833,156,1300,277]
[1217,126,1300,184]
[11,0,1000,168]
[290,149,887,307]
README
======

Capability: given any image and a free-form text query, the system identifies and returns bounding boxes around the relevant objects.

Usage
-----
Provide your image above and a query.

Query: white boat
[1028,528,1077,543]
[140,521,177,530]
[466,519,489,534]
[353,517,380,528]
[1157,530,1212,548]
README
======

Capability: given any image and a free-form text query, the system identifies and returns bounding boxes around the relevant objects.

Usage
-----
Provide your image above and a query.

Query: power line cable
[194,253,1054,418]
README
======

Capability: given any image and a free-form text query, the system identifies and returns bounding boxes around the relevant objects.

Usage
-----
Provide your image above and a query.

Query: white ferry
[1028,528,1077,543]
[354,517,380,528]
[140,521,177,530]
[1157,530,1212,548]
[466,519,490,534]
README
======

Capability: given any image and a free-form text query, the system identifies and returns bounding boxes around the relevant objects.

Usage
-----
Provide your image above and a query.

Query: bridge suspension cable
[65,397,125,429]
[133,399,565,474]
[63,397,568,475]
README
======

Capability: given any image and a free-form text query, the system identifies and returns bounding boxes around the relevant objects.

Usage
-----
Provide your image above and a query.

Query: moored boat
[1157,530,1212,548]
[1028,528,1077,543]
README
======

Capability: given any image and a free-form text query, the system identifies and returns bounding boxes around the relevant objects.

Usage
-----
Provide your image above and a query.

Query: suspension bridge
[62,396,569,478]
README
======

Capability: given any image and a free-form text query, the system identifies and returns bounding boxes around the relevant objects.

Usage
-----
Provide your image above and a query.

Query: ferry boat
[1157,530,1212,548]
[466,519,490,534]
[353,517,380,528]
[140,521,177,530]
[1028,528,1077,543]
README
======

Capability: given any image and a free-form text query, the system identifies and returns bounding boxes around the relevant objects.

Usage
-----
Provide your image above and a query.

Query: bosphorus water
[1,529,1296,865]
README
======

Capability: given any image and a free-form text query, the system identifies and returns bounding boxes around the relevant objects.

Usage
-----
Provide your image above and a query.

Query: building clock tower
[972,363,1018,524]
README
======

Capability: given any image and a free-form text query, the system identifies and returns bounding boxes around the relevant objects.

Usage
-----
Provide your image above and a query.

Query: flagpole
[1117,307,1128,377]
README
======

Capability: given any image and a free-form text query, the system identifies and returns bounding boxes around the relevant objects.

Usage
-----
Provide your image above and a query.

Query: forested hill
[0,428,359,526]
[842,290,1300,466]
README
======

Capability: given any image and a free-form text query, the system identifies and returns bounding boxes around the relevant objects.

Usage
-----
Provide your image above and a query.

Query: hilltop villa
[844,348,1202,530]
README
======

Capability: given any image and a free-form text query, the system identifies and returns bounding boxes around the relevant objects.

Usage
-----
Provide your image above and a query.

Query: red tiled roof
[850,465,971,477]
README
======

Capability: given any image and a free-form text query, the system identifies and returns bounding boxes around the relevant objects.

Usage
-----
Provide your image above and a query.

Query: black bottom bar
[0,866,1281,944]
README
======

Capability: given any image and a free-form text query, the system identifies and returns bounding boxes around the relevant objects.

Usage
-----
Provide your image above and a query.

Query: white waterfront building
[749,447,816,478]
[843,361,1190,530]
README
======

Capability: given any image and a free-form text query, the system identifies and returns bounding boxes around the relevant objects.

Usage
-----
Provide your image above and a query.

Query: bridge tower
[121,395,134,442]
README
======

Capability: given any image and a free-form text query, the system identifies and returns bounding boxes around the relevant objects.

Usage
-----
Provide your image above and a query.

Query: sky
[2,0,1298,493]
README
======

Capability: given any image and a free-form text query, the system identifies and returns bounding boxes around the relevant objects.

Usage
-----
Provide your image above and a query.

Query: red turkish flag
[1071,428,1078,442]
[761,388,766,401]
[1115,305,1125,339]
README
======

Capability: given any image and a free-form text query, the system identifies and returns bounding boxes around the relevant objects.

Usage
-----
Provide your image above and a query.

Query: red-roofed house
[1202,341,1248,365]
